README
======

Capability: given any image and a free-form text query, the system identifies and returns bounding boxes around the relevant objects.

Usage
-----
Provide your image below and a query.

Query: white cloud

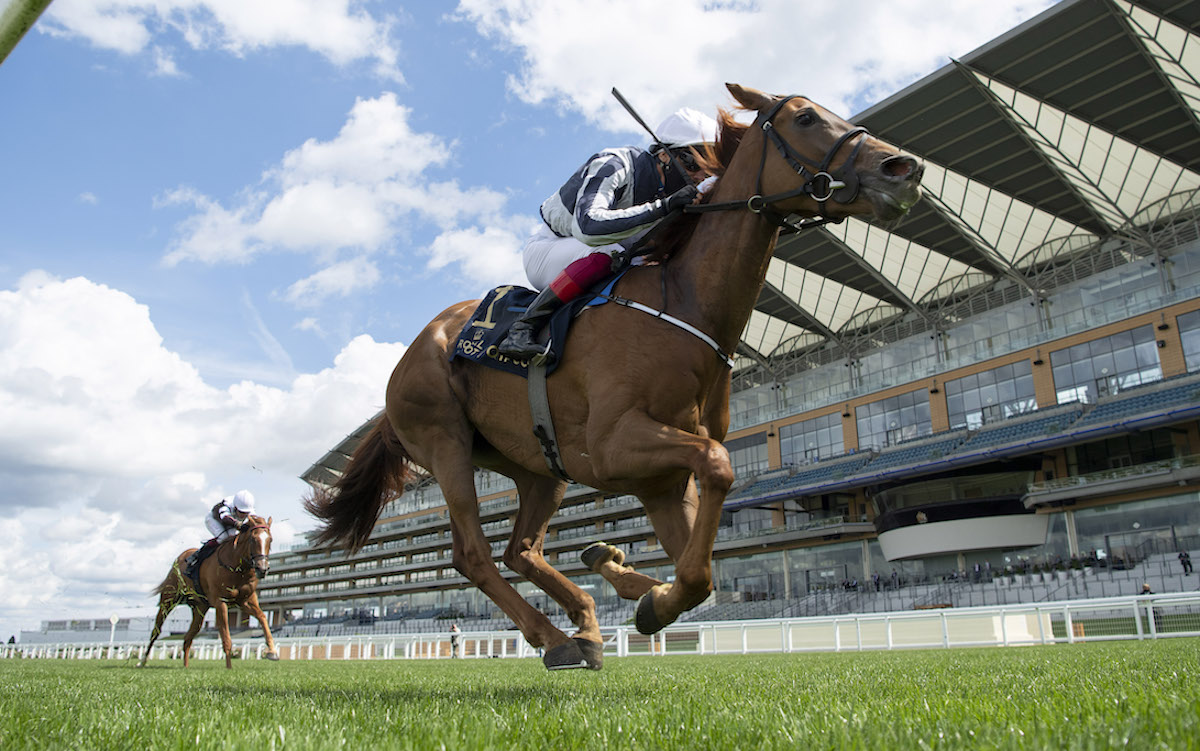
[151,45,182,77]
[0,273,407,639]
[161,92,527,296]
[295,317,323,334]
[455,0,1057,128]
[44,0,402,79]
[427,223,532,291]
[285,256,381,307]
[78,192,98,204]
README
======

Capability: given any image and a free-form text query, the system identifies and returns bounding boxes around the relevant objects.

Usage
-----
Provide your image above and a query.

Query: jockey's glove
[664,185,699,213]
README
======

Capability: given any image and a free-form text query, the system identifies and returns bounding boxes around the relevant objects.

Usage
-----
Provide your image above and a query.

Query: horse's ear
[267,516,273,527]
[726,83,774,112]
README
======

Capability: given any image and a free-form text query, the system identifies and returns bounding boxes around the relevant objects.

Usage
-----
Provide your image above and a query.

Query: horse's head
[723,83,922,224]
[237,514,273,579]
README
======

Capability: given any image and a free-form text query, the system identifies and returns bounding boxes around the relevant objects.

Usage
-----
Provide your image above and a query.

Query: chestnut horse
[308,84,923,671]
[139,515,279,668]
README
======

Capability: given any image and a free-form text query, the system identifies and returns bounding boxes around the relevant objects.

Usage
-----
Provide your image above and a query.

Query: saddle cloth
[450,272,626,377]
[186,540,221,599]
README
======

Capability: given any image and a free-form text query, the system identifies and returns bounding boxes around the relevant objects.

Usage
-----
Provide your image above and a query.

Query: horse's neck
[222,536,247,566]
[670,168,780,352]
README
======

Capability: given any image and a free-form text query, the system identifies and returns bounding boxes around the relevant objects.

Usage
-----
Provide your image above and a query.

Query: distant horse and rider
[140,494,279,669]
[306,82,923,671]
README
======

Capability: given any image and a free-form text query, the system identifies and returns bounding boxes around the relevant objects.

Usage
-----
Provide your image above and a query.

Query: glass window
[1179,310,1200,373]
[779,412,844,464]
[855,389,931,449]
[1051,326,1161,404]
[945,360,1037,429]
[1073,493,1200,564]
[724,432,768,475]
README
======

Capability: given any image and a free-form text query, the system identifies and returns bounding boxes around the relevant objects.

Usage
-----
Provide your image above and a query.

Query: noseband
[686,95,870,232]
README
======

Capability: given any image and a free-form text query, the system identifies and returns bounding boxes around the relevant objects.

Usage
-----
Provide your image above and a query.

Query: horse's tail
[151,576,170,598]
[305,413,414,554]
[151,559,182,598]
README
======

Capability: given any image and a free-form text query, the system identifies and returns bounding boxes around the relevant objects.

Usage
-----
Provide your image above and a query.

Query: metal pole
[0,0,53,67]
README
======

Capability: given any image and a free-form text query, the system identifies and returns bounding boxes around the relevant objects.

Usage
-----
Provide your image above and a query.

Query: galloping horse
[139,515,279,668]
[308,84,923,671]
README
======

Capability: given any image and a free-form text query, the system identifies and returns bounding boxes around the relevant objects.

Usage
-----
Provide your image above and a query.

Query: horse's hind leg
[181,605,207,668]
[502,471,602,668]
[139,595,176,667]
[433,453,586,670]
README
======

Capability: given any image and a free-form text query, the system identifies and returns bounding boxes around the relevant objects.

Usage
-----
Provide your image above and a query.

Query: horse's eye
[796,111,815,127]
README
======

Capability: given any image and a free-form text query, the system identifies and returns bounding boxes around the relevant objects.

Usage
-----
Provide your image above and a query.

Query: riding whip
[611,87,697,188]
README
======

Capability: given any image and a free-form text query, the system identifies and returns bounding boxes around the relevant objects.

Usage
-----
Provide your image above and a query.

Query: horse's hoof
[542,640,590,671]
[265,651,280,661]
[580,541,609,571]
[572,637,603,670]
[636,591,665,635]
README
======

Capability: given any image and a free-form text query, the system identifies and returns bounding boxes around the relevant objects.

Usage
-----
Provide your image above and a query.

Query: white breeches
[522,224,623,290]
[205,515,235,543]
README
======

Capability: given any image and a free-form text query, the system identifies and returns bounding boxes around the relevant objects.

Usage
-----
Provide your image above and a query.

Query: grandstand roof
[738,0,1200,375]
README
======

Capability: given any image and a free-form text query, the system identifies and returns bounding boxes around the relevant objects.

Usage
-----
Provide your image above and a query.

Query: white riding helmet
[655,107,718,148]
[232,490,255,513]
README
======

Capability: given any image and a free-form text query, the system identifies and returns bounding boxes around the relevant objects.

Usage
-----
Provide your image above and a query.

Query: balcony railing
[1026,454,1200,495]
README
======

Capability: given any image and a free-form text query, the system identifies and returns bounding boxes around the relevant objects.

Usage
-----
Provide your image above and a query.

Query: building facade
[254,0,1200,634]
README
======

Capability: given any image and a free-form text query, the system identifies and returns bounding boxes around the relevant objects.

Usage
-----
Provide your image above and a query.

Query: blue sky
[0,0,1055,639]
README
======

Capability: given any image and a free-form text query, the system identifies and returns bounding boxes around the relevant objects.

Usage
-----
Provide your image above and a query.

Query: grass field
[2,640,1199,750]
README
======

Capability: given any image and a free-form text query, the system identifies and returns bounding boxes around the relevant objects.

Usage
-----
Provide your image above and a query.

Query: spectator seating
[1071,377,1200,430]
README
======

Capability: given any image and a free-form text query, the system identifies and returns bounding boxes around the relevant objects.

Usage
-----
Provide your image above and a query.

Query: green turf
[2,640,1198,750]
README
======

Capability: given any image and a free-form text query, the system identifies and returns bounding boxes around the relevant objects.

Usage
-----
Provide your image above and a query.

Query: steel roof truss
[955,60,1132,234]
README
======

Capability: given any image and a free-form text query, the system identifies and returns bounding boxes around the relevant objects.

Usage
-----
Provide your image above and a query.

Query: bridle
[686,95,869,232]
[217,523,271,576]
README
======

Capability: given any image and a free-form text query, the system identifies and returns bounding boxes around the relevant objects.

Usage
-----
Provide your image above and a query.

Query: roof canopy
[738,0,1200,375]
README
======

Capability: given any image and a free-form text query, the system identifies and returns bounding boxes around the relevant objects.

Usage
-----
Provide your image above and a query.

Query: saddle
[450,271,628,376]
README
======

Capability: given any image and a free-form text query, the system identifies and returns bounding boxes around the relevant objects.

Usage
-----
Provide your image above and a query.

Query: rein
[685,95,869,232]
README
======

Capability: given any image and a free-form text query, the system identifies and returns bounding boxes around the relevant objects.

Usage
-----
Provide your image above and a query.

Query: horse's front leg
[241,593,280,660]
[213,601,233,669]
[590,411,733,634]
[581,474,700,601]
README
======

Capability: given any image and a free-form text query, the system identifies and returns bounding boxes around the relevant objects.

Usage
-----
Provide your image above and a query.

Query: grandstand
[248,0,1200,637]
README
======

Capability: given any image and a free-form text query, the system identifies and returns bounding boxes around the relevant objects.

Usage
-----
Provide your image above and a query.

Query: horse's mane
[641,107,751,264]
[235,515,270,547]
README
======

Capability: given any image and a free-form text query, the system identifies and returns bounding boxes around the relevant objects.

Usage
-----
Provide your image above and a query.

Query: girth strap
[527,356,573,482]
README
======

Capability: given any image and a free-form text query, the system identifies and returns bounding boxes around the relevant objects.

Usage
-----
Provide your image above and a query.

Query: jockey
[497,107,719,360]
[184,490,256,576]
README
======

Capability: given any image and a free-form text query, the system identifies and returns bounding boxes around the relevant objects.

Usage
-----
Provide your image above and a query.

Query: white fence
[5,593,1198,663]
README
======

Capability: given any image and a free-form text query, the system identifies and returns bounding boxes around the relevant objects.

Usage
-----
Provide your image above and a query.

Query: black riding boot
[185,540,214,578]
[498,286,564,359]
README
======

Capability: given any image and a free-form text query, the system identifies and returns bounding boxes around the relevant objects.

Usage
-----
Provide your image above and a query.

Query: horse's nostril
[882,155,920,180]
